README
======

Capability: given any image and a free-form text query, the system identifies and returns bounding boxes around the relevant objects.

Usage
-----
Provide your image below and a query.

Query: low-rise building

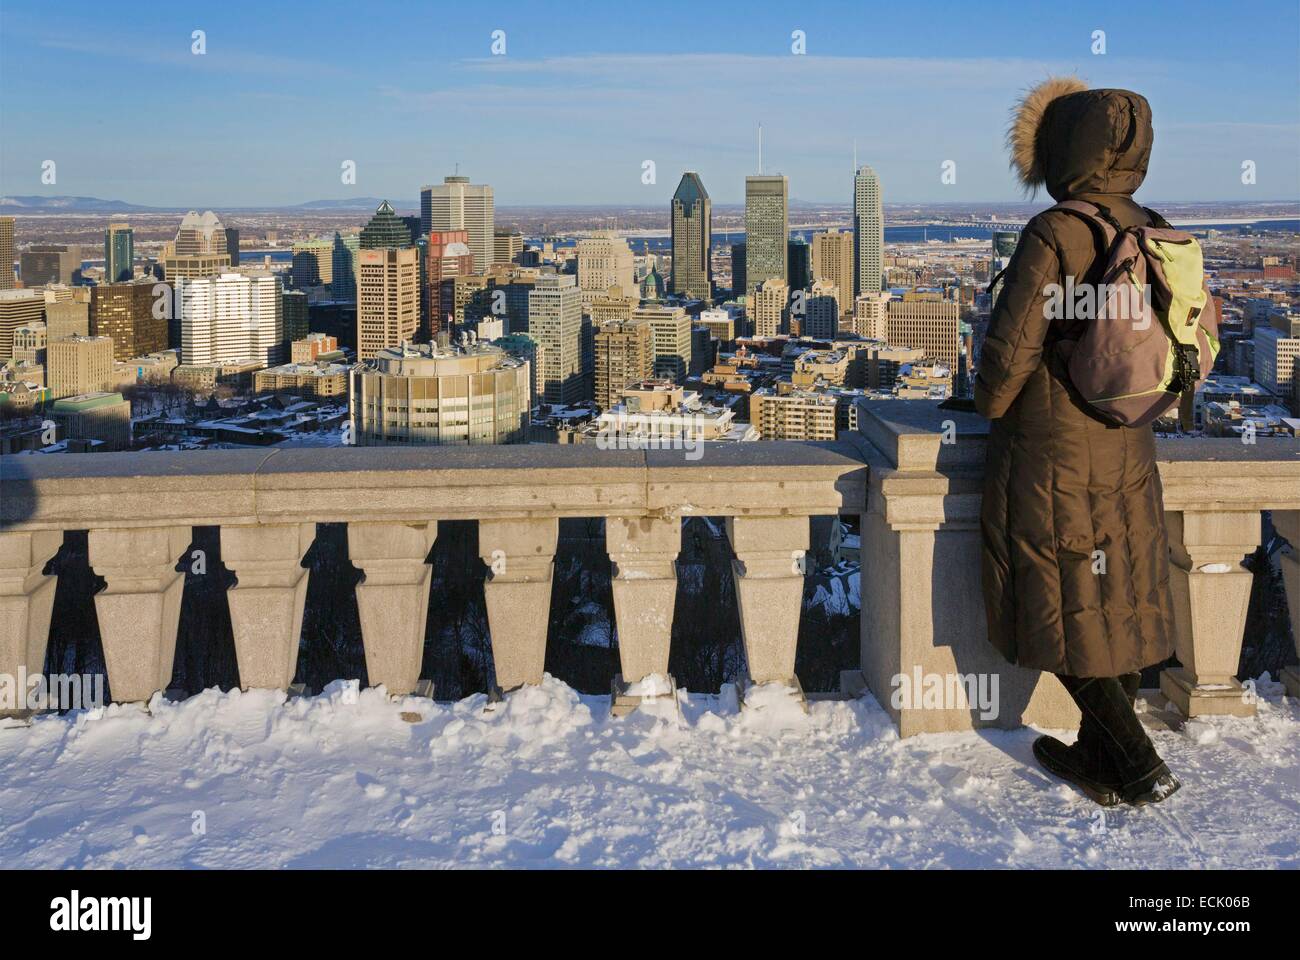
[254,361,350,398]
[50,391,131,450]
[1202,400,1298,439]
[749,385,839,440]
[290,332,340,364]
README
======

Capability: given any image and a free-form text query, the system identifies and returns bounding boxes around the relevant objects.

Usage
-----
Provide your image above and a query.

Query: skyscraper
[744,175,788,294]
[594,318,652,410]
[90,280,169,360]
[804,279,840,339]
[104,223,134,284]
[47,336,114,399]
[176,272,284,367]
[752,278,789,338]
[331,232,361,299]
[528,274,583,405]
[173,211,231,257]
[670,172,712,301]
[46,299,91,340]
[356,246,420,360]
[885,295,960,372]
[577,235,635,306]
[730,242,746,298]
[854,165,883,296]
[0,289,44,359]
[787,237,811,291]
[853,291,890,340]
[1253,313,1300,404]
[163,212,229,282]
[291,238,334,287]
[812,229,854,318]
[633,304,692,382]
[359,201,415,249]
[425,230,474,338]
[283,290,310,342]
[494,229,524,265]
[20,244,82,287]
[422,175,494,273]
[0,217,14,289]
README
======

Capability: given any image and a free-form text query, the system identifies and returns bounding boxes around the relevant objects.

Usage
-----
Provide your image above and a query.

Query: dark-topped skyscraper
[356,202,418,359]
[670,172,712,302]
[744,174,788,294]
[853,165,883,296]
[360,200,415,249]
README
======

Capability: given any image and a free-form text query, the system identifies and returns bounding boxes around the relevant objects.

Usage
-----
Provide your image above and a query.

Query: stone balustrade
[2,403,1298,735]
[0,443,865,711]
[849,401,1300,735]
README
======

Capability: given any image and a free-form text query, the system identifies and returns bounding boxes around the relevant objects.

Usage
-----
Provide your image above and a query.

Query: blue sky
[2,0,1297,207]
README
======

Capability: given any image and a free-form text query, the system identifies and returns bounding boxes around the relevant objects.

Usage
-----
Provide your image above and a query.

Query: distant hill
[0,195,411,214]
[290,198,396,211]
[0,195,159,213]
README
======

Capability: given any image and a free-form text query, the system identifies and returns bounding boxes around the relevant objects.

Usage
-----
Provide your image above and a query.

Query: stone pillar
[89,526,190,703]
[850,402,1079,736]
[607,516,680,683]
[1271,511,1300,699]
[348,521,436,696]
[1160,510,1259,717]
[222,523,314,691]
[479,518,557,691]
[0,531,62,716]
[726,515,808,685]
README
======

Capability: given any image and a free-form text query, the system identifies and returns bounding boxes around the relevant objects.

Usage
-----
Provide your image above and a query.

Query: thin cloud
[37,36,348,77]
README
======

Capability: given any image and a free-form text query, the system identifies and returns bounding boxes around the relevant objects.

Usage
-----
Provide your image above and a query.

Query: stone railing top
[0,441,869,531]
[858,399,1300,512]
[857,400,988,472]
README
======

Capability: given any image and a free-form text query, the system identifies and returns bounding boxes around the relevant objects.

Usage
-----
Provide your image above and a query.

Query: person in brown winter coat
[975,77,1182,807]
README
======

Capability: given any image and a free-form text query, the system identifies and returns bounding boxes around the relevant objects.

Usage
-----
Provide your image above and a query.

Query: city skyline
[2,1,1297,207]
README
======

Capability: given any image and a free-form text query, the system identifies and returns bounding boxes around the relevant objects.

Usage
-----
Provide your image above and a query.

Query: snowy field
[1,675,1296,869]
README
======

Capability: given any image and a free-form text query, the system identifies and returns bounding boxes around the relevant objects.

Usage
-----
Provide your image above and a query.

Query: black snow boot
[1033,672,1146,806]
[1032,734,1121,806]
[1059,675,1181,807]
[1032,673,1142,806]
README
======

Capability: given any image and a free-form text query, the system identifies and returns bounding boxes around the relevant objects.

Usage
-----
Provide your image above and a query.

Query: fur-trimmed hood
[1008,78,1153,201]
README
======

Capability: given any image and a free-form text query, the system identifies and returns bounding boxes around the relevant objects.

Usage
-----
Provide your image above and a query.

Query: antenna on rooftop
[853,139,858,173]
[758,124,763,174]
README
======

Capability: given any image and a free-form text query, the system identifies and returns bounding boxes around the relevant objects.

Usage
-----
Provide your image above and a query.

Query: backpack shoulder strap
[1141,206,1173,229]
[1048,199,1118,249]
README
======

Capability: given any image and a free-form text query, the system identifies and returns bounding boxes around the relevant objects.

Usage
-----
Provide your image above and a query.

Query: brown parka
[974,79,1177,677]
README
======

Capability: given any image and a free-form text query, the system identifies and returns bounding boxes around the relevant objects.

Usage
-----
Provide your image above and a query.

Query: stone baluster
[222,523,315,690]
[1160,510,1260,717]
[89,526,191,703]
[0,531,63,716]
[725,515,808,686]
[1270,510,1300,699]
[607,516,680,684]
[479,518,557,691]
[348,521,437,696]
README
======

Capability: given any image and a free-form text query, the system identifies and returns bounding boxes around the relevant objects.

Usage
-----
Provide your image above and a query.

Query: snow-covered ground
[2,675,1296,869]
